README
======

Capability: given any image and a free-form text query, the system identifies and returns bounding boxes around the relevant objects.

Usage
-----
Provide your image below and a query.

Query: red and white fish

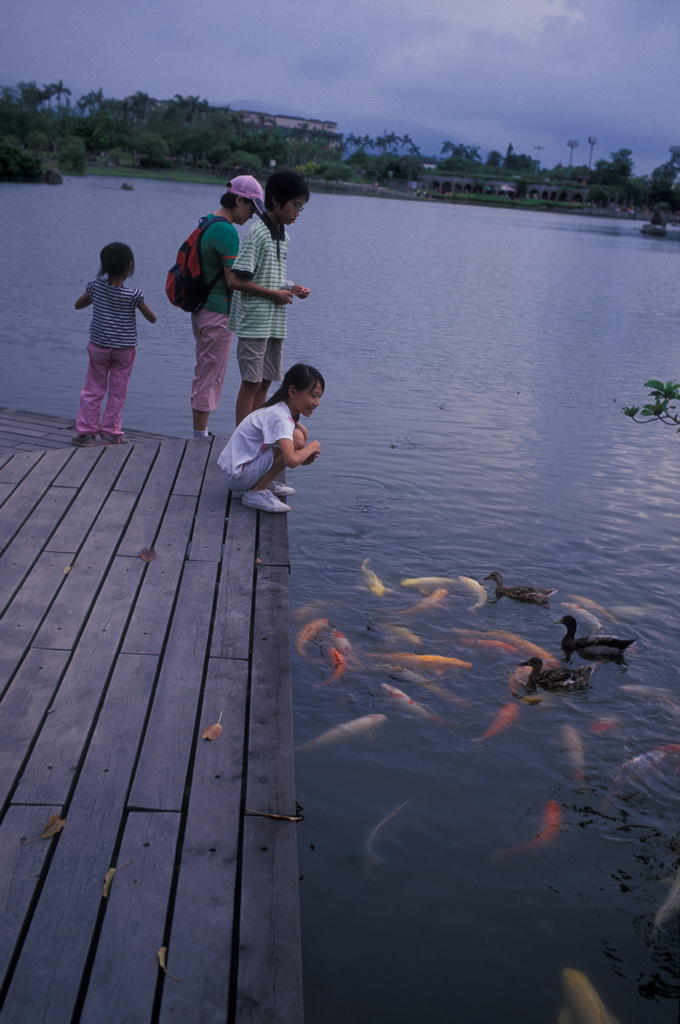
[381,682,443,721]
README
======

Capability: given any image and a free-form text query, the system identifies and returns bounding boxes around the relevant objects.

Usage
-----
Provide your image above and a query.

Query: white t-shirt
[217,402,296,476]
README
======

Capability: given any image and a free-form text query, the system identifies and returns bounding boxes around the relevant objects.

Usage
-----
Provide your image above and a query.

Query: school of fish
[293,560,676,1020]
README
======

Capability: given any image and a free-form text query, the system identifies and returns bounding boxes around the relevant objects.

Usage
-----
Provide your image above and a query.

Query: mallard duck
[519,657,595,692]
[557,615,636,659]
[483,571,557,604]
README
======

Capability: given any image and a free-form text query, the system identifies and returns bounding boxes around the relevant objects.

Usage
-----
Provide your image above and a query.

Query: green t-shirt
[200,215,240,314]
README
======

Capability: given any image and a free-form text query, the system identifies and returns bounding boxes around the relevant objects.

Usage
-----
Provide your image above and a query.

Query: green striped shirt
[230,217,290,338]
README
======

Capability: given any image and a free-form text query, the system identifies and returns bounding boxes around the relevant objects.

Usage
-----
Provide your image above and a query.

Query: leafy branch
[622,379,680,430]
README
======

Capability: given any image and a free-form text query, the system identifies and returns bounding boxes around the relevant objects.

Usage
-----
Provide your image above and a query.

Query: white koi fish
[380,624,422,645]
[565,594,618,622]
[364,799,413,870]
[560,602,602,631]
[559,967,621,1024]
[653,860,680,934]
[361,559,393,597]
[400,576,458,592]
[456,576,488,610]
[621,684,680,723]
[560,724,586,782]
[377,665,471,708]
[381,682,440,720]
[296,713,387,751]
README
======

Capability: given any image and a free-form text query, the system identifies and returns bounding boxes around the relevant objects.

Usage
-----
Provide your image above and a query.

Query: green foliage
[230,150,262,172]
[622,379,680,431]
[58,136,86,173]
[0,136,42,181]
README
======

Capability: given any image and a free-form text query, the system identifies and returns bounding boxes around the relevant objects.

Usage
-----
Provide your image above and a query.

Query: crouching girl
[217,363,324,513]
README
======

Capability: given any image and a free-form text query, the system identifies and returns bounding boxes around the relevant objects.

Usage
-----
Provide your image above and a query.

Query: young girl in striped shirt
[72,242,156,446]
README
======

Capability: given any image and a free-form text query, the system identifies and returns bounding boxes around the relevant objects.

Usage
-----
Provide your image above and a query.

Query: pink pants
[75,341,136,436]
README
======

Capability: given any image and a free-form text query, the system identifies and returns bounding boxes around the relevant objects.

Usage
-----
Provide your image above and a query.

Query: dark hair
[219,192,240,209]
[98,242,134,278]
[265,170,310,211]
[264,363,325,408]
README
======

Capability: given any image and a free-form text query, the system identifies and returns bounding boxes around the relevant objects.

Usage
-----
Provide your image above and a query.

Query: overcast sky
[3,0,678,175]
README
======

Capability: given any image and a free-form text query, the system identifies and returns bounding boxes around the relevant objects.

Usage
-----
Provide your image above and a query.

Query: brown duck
[483,571,557,605]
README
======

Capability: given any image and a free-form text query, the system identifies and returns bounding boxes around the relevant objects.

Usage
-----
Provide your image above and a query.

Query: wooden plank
[0,452,42,484]
[236,564,302,1023]
[0,803,64,990]
[0,555,71,699]
[35,491,139,650]
[79,811,181,1024]
[172,438,211,497]
[0,449,73,552]
[16,557,145,805]
[116,440,185,554]
[210,499,256,661]
[157,657,248,1024]
[257,511,290,568]
[0,654,161,1024]
[0,486,76,619]
[121,493,197,655]
[51,445,103,488]
[45,446,131,554]
[128,559,218,812]
[111,439,161,495]
[236,817,303,1024]
[0,649,70,803]
[188,439,228,563]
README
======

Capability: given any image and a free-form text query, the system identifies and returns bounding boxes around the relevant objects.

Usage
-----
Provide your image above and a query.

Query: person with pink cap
[189,175,264,438]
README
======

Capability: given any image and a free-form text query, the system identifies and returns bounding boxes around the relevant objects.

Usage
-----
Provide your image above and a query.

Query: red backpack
[165,215,227,312]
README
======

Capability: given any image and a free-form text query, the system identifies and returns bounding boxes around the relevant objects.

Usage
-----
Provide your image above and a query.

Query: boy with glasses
[229,170,311,424]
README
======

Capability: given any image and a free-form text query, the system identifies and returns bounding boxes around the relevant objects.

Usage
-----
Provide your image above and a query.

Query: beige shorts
[237,337,283,384]
[221,446,275,492]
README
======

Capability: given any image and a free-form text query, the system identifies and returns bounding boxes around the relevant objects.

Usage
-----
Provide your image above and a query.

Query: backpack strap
[197,215,230,299]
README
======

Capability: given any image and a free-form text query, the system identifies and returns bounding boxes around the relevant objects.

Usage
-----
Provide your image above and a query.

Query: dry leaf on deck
[102,860,131,898]
[201,711,223,741]
[157,946,182,981]
[140,548,157,562]
[63,566,71,574]
[41,814,67,838]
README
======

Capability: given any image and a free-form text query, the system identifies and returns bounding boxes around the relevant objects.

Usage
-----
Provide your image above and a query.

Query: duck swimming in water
[483,571,557,605]
[519,657,595,693]
[556,614,636,659]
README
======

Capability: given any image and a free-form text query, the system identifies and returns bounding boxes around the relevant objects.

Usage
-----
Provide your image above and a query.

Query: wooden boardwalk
[0,415,303,1023]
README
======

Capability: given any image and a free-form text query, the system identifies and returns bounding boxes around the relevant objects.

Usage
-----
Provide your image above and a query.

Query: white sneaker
[241,489,292,513]
[270,480,296,496]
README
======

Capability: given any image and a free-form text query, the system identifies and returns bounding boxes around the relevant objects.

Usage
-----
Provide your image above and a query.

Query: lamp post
[534,145,545,175]
[587,136,597,168]
[567,140,579,178]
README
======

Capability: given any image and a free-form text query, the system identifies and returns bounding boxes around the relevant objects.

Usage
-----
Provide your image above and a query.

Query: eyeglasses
[288,200,306,212]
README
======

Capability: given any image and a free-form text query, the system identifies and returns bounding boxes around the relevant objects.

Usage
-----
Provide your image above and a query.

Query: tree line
[1,80,678,209]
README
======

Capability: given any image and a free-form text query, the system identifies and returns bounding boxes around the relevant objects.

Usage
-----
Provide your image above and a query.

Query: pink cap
[227,175,264,214]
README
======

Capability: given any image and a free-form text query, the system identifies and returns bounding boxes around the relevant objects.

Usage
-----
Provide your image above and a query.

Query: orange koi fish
[398,588,449,615]
[331,629,359,666]
[452,629,559,667]
[590,716,620,734]
[479,701,520,740]
[317,647,348,685]
[492,800,563,859]
[295,617,330,657]
[368,652,472,672]
[457,637,518,653]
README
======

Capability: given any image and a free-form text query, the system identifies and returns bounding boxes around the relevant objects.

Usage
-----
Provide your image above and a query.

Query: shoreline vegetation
[1,82,679,215]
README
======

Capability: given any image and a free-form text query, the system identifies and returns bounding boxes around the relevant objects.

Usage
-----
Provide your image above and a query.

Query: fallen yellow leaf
[202,711,223,741]
[102,860,131,898]
[40,814,66,839]
[157,946,181,981]
[63,566,71,574]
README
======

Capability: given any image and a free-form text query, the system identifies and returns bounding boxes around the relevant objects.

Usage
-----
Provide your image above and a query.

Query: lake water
[2,176,679,1023]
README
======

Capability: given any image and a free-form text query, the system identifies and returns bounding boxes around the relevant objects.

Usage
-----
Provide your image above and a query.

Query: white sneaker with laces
[241,489,292,513]
[270,480,296,496]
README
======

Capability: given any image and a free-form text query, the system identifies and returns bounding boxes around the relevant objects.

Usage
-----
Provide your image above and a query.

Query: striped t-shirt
[230,217,290,339]
[86,278,144,348]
